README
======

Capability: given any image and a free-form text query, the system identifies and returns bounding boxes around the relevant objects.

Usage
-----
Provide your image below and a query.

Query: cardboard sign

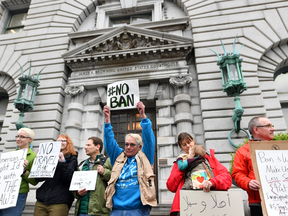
[250,141,288,216]
[0,149,27,209]
[107,79,139,110]
[29,142,61,178]
[69,171,98,191]
[180,190,244,216]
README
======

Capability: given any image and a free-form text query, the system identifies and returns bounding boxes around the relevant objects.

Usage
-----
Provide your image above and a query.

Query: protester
[166,132,232,216]
[177,143,208,190]
[103,101,157,216]
[0,128,37,216]
[232,116,275,216]
[74,136,112,216]
[33,134,78,216]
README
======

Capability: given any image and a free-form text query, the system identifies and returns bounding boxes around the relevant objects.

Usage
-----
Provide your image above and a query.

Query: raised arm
[103,105,123,165]
[137,102,155,165]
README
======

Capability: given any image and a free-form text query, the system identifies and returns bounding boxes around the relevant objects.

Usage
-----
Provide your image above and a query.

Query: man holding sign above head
[33,134,78,216]
[74,136,112,216]
[0,128,38,216]
[103,101,157,216]
[232,116,275,216]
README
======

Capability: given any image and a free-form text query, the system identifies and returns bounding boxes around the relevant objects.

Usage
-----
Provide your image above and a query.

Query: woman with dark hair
[33,134,78,216]
[166,132,232,216]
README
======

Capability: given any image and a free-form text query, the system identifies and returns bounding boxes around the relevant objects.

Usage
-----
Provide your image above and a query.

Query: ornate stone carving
[169,74,192,88]
[83,30,166,54]
[65,85,87,97]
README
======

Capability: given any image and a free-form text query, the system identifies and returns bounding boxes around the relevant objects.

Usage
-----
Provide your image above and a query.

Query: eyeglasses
[58,140,67,142]
[125,143,137,148]
[15,135,31,139]
[256,124,274,128]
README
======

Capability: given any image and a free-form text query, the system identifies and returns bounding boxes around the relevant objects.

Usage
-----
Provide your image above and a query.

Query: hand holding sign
[107,79,139,110]
[136,102,146,119]
[103,105,111,124]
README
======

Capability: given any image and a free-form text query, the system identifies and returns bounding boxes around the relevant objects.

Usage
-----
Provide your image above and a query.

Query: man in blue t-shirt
[103,101,157,216]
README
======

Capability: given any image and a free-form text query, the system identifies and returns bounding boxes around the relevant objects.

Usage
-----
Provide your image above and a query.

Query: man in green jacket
[74,137,112,216]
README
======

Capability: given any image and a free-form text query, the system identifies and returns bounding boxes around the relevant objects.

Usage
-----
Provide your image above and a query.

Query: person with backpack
[166,132,232,216]
[74,137,112,216]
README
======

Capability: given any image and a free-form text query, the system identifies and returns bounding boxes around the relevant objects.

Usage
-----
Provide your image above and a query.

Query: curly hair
[57,134,77,155]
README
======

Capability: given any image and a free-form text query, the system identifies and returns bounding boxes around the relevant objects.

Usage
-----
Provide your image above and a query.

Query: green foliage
[273,131,288,140]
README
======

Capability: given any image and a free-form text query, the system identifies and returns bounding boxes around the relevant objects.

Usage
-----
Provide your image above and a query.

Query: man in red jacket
[232,116,275,216]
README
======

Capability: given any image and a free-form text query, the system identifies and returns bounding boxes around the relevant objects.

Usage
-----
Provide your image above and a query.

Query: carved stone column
[64,85,86,147]
[169,75,194,137]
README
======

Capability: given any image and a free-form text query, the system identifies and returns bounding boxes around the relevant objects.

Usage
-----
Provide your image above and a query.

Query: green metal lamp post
[211,36,251,148]
[14,62,44,131]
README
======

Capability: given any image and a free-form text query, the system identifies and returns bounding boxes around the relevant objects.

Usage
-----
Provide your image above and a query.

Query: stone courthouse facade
[0,0,288,209]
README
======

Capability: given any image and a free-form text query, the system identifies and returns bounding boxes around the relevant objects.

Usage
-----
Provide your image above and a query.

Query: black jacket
[36,153,78,208]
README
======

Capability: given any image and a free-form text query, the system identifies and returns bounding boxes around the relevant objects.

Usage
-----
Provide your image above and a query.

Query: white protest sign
[107,79,139,110]
[180,190,244,216]
[29,142,61,178]
[69,171,98,191]
[0,149,27,209]
[255,150,288,216]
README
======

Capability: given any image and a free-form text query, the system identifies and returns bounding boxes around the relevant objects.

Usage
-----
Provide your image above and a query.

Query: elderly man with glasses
[103,101,157,216]
[232,116,275,216]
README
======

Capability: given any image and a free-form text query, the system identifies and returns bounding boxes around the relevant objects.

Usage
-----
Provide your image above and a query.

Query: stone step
[23,202,171,216]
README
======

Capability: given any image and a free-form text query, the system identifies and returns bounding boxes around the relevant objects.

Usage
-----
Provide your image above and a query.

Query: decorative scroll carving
[169,74,192,88]
[65,85,87,97]
[81,29,169,54]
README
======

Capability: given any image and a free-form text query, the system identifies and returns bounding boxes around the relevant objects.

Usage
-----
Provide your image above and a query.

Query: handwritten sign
[107,79,139,110]
[180,190,244,216]
[250,141,288,216]
[255,150,288,216]
[69,171,98,191]
[0,149,27,209]
[29,142,61,178]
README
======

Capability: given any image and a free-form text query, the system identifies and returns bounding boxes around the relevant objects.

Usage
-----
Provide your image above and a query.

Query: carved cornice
[65,85,87,97]
[169,74,192,88]
[62,25,193,69]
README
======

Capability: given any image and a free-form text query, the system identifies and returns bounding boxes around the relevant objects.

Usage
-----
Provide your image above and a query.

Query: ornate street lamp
[211,36,251,148]
[14,62,44,131]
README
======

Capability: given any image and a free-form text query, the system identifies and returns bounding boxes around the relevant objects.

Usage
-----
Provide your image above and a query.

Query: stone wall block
[176,122,193,135]
[158,125,172,137]
[194,28,243,43]
[263,98,282,110]
[265,50,285,64]
[201,95,264,111]
[34,94,63,105]
[278,7,288,33]
[174,112,193,124]
[253,20,280,47]
[0,44,16,72]
[159,145,173,158]
[157,117,174,126]
[188,3,218,17]
[157,136,175,146]
[263,9,288,44]
[243,27,273,51]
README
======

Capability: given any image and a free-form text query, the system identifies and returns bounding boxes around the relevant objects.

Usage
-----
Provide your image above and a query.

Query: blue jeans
[0,193,27,216]
[111,206,150,216]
